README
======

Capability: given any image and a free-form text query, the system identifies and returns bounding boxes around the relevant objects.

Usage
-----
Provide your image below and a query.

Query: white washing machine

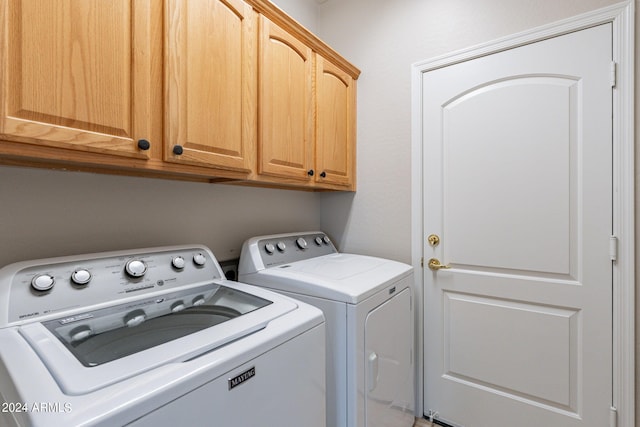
[239,231,414,427]
[0,245,325,427]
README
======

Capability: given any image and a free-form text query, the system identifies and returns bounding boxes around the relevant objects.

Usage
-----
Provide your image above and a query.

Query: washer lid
[17,281,297,395]
[241,254,413,303]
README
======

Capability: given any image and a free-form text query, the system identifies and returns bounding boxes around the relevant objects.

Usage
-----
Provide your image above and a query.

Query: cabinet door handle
[173,145,184,155]
[320,171,326,178]
[307,169,314,176]
[137,139,151,150]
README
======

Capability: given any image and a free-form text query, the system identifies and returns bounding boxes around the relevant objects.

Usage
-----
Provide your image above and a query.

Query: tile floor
[414,418,434,427]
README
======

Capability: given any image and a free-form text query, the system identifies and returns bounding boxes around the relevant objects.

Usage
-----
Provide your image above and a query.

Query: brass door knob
[427,258,451,271]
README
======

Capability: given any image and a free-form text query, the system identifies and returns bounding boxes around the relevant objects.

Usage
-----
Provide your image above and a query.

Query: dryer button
[296,237,308,250]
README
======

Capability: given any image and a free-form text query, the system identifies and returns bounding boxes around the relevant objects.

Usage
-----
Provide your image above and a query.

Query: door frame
[410,2,635,426]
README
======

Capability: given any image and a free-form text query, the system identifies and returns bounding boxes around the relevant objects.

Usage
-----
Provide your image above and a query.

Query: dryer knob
[125,259,147,278]
[172,256,186,270]
[314,237,323,246]
[323,236,331,245]
[71,269,92,285]
[193,253,207,266]
[31,274,55,292]
[276,242,286,252]
[264,243,276,254]
[296,237,308,250]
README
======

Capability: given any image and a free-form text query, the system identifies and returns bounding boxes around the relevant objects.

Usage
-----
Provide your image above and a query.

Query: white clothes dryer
[0,245,325,427]
[239,231,414,427]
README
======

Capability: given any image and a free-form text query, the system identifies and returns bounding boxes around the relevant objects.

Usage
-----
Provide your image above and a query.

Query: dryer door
[364,288,413,427]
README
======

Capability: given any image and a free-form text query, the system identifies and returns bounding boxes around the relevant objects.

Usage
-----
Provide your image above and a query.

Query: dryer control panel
[0,246,222,326]
[240,232,338,271]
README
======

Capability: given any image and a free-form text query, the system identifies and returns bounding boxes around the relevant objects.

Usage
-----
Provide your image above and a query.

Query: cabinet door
[258,15,314,181]
[165,0,256,172]
[0,0,153,159]
[316,56,356,189]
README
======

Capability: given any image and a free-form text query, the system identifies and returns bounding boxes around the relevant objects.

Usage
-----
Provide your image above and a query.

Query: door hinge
[609,235,618,262]
[421,257,424,268]
[610,61,617,87]
[610,406,617,427]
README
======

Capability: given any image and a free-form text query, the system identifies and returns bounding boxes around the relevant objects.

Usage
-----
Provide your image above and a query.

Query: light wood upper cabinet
[257,15,314,182]
[315,55,356,189]
[165,0,256,172]
[0,0,153,159]
[0,0,360,190]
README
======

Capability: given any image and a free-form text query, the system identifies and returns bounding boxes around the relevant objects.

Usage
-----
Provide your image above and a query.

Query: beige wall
[0,166,321,265]
[314,0,635,418]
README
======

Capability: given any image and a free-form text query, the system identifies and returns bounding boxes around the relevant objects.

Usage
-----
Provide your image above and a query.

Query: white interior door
[422,24,613,427]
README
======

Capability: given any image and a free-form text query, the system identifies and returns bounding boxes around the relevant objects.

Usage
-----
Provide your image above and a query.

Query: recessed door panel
[444,78,577,276]
[364,289,413,427]
[444,292,579,411]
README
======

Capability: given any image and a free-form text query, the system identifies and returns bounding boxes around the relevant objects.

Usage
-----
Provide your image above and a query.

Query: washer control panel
[257,232,337,268]
[1,246,221,325]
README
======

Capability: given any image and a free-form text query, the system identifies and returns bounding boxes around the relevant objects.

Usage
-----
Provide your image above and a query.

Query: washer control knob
[31,274,55,292]
[264,243,275,254]
[71,269,92,286]
[296,237,308,250]
[125,259,147,278]
[314,236,323,246]
[276,242,286,252]
[171,301,186,313]
[172,256,185,270]
[192,296,206,306]
[125,313,146,327]
[322,236,331,245]
[193,253,207,266]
